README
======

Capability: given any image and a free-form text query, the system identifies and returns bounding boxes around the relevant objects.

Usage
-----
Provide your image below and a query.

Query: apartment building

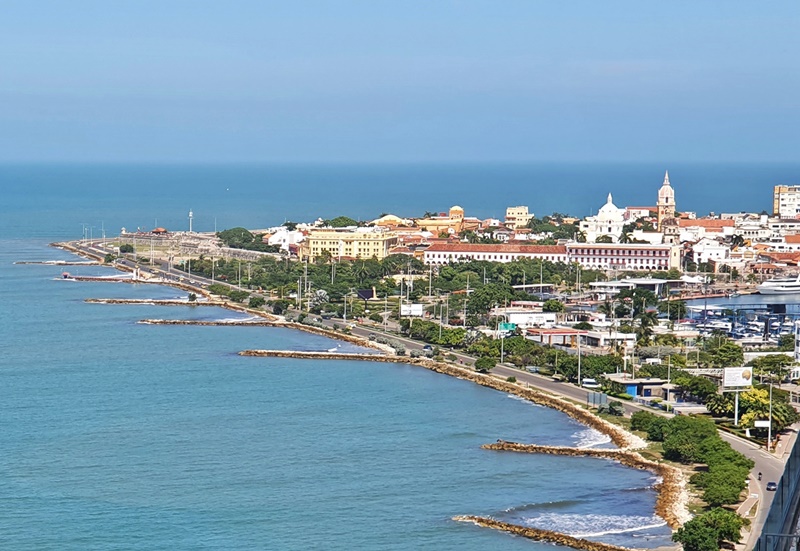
[304,228,399,261]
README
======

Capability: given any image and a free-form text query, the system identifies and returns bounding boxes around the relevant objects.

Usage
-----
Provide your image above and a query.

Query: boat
[757,275,800,295]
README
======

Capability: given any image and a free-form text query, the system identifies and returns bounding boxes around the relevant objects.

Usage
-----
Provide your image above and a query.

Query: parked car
[766,482,778,491]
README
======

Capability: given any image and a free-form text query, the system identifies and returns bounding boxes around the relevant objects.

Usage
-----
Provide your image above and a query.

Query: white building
[691,237,731,265]
[491,306,557,328]
[566,243,681,271]
[580,193,626,243]
[423,242,681,271]
[774,185,800,218]
[423,243,569,265]
[266,228,305,251]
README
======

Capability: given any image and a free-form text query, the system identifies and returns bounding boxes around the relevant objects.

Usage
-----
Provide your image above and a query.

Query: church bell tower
[657,170,675,229]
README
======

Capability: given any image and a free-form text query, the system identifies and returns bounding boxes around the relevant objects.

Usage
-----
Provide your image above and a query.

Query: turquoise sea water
[1,162,761,549]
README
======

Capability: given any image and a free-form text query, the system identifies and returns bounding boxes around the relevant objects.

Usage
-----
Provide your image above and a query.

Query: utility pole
[463,274,469,326]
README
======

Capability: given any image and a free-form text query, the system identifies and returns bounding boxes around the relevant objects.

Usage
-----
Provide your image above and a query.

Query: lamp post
[768,382,773,452]
[577,331,582,387]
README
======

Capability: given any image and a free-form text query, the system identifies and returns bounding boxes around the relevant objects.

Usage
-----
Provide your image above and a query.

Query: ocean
[2,162,798,239]
[1,161,769,549]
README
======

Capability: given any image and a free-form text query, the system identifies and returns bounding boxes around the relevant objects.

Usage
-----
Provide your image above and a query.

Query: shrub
[631,411,658,432]
[248,296,265,308]
[608,401,625,416]
[506,376,517,383]
[208,283,230,296]
[228,290,249,303]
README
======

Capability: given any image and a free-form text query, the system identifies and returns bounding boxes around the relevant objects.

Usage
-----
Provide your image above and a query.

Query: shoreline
[52,240,687,549]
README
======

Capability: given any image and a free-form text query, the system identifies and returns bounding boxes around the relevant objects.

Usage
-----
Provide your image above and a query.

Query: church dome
[596,193,624,220]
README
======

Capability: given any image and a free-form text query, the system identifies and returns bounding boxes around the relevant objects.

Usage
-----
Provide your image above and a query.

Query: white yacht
[757,275,800,295]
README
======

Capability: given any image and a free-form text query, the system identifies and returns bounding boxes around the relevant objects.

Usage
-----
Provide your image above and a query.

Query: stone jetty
[452,516,638,551]
[482,442,686,529]
[140,319,279,326]
[86,298,227,306]
[241,350,385,360]
[15,260,100,265]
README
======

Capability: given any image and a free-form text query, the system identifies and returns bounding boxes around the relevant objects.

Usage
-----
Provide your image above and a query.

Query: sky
[0,1,798,163]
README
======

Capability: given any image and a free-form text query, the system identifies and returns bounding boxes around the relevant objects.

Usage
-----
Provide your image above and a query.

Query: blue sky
[1,1,798,162]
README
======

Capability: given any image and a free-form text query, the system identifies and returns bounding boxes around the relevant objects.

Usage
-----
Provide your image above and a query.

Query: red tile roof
[425,243,567,254]
[677,219,734,228]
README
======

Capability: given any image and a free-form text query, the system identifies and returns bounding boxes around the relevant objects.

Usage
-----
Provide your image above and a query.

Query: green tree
[475,356,496,373]
[710,342,744,368]
[217,227,255,248]
[119,243,134,253]
[658,299,687,320]
[673,508,744,551]
[325,216,359,228]
[542,299,565,313]
[228,290,250,303]
[248,295,266,308]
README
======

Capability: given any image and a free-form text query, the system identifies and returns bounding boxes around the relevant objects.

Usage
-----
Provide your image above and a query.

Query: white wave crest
[573,427,612,449]
[506,394,543,408]
[522,512,666,538]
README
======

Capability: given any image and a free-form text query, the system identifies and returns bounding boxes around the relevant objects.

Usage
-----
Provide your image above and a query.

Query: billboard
[400,303,425,317]
[723,367,753,388]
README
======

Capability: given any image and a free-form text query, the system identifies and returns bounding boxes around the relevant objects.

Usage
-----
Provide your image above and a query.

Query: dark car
[766,482,778,491]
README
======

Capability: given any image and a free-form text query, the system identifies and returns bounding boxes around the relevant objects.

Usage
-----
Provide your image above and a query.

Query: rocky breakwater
[86,298,227,306]
[482,442,687,529]
[240,350,389,361]
[235,351,689,545]
[452,516,637,551]
[141,319,279,326]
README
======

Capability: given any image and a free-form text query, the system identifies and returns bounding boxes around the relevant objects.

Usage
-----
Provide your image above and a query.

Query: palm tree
[635,310,658,345]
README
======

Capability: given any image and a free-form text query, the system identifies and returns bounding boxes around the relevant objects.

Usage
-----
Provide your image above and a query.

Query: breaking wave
[521,511,667,538]
[573,427,612,449]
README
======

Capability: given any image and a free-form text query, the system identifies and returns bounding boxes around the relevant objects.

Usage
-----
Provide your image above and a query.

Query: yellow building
[504,206,533,229]
[304,228,399,261]
[414,206,469,235]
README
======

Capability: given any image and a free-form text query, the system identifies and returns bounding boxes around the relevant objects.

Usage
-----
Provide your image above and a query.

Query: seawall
[482,442,686,529]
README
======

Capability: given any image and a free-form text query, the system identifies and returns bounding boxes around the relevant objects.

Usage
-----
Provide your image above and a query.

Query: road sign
[499,322,516,332]
[754,420,771,428]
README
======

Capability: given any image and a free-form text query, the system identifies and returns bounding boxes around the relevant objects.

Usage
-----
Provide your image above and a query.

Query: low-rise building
[566,243,681,271]
[304,227,399,261]
[423,242,681,271]
[423,243,569,264]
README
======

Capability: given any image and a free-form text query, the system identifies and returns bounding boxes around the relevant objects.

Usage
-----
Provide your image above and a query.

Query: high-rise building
[773,185,800,218]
